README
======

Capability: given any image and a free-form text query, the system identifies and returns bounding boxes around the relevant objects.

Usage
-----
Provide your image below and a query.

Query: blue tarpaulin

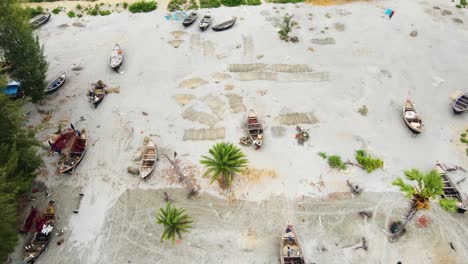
[2,81,20,96]
[385,9,393,15]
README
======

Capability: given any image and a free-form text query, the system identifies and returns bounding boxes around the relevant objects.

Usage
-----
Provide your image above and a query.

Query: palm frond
[439,198,458,212]
[156,203,193,244]
[392,177,415,198]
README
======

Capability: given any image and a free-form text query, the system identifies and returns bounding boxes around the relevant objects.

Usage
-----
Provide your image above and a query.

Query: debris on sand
[278,112,319,125]
[173,94,195,106]
[358,105,368,116]
[347,179,362,195]
[295,126,310,145]
[170,31,186,39]
[72,22,85,27]
[127,167,140,175]
[183,128,225,141]
[239,136,253,146]
[452,18,463,24]
[58,24,69,28]
[311,37,336,45]
[409,30,418,37]
[334,23,345,31]
[358,211,373,218]
[168,39,183,48]
[71,65,84,71]
[178,77,208,89]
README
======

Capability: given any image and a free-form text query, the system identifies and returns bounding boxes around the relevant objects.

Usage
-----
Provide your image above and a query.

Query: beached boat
[23,201,56,263]
[30,13,51,29]
[436,163,467,214]
[247,110,263,149]
[110,44,124,71]
[182,11,198,27]
[212,17,237,31]
[88,81,107,107]
[199,12,211,31]
[45,72,66,94]
[0,61,13,73]
[452,91,468,114]
[280,224,305,264]
[140,139,157,179]
[403,99,423,134]
[49,127,87,173]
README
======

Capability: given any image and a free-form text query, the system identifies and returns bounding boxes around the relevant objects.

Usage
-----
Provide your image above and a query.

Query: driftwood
[163,192,173,202]
[164,154,186,182]
[164,154,199,198]
[347,180,362,195]
[346,161,365,170]
[359,211,373,218]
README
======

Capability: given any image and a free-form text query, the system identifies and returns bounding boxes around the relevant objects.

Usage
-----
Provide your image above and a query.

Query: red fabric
[51,129,76,152]
[22,208,39,232]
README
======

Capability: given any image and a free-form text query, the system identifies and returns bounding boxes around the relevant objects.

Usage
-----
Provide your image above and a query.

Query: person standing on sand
[389,10,395,19]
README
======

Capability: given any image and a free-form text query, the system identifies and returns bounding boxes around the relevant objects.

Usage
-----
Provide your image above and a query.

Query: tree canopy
[0,0,48,103]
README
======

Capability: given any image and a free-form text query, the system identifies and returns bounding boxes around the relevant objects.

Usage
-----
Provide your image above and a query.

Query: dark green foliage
[355,150,384,173]
[200,0,221,8]
[200,142,248,187]
[99,10,111,16]
[318,152,327,159]
[128,1,157,13]
[278,15,297,42]
[67,10,76,18]
[220,0,242,6]
[242,0,261,5]
[86,8,99,16]
[168,0,186,12]
[461,0,467,6]
[25,6,43,18]
[0,94,44,260]
[123,2,129,9]
[460,130,468,156]
[0,0,48,103]
[76,3,82,9]
[156,203,192,243]
[456,4,462,7]
[188,0,199,9]
[328,155,347,170]
[52,7,61,14]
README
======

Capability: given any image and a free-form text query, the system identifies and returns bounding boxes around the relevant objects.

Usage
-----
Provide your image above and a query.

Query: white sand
[11,0,468,263]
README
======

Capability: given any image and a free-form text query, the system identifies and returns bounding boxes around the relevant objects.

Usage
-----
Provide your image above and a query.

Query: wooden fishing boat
[110,44,124,71]
[199,12,211,31]
[436,163,467,214]
[182,11,198,27]
[30,13,51,29]
[247,110,263,149]
[212,17,237,31]
[403,99,423,134]
[23,201,56,263]
[88,81,107,107]
[45,72,66,94]
[452,91,468,114]
[140,139,157,179]
[52,127,87,174]
[0,61,13,73]
[280,224,305,264]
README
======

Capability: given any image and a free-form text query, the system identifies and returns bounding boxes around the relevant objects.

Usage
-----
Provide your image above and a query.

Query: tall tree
[156,203,192,244]
[200,142,248,188]
[0,0,48,103]
[0,94,43,260]
[391,169,458,240]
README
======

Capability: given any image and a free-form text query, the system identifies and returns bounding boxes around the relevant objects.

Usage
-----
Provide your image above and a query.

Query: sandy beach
[11,0,468,263]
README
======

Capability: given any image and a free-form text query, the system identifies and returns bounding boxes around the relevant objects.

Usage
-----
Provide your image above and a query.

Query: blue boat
[1,81,23,98]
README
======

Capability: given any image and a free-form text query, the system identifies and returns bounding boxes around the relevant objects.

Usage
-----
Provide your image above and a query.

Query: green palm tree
[391,169,458,240]
[156,203,192,243]
[200,142,249,188]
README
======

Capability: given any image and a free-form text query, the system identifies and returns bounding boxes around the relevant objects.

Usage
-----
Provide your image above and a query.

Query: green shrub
[100,2,105,5]
[461,0,467,5]
[123,2,129,9]
[200,0,221,8]
[220,0,242,6]
[52,7,61,14]
[189,0,199,9]
[67,11,76,17]
[87,8,99,16]
[128,1,157,13]
[168,0,186,12]
[99,10,112,16]
[456,4,462,7]
[328,155,347,170]
[242,0,261,5]
[76,3,82,9]
[116,3,120,6]
[318,152,327,159]
[77,13,83,18]
[25,6,43,18]
[355,150,384,173]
